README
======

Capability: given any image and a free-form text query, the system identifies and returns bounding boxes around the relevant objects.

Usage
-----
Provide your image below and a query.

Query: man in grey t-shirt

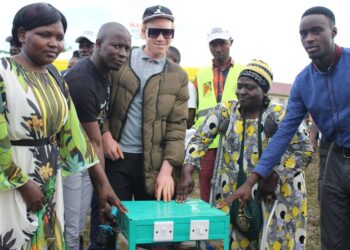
[101,5,189,249]
[103,4,188,201]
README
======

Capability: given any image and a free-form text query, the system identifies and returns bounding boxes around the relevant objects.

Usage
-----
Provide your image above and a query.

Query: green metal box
[117,199,230,250]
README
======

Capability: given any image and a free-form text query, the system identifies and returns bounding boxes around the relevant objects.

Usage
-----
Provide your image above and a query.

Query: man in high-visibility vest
[191,27,244,202]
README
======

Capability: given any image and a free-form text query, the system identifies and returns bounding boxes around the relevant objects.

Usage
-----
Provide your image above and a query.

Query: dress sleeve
[267,104,313,182]
[253,82,308,178]
[276,121,313,182]
[0,77,29,191]
[58,83,99,177]
[184,101,231,168]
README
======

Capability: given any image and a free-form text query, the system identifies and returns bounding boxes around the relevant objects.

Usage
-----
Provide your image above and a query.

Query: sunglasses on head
[147,28,174,39]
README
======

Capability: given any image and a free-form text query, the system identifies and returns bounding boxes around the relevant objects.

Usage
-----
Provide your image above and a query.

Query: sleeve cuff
[252,165,269,179]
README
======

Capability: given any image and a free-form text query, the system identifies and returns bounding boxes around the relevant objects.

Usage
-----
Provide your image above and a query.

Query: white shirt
[188,81,197,109]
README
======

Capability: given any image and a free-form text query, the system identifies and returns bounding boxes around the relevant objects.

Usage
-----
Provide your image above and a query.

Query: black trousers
[320,144,350,249]
[105,153,154,201]
[317,138,331,202]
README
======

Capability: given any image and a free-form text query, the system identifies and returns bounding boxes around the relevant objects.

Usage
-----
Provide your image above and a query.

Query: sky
[0,0,349,83]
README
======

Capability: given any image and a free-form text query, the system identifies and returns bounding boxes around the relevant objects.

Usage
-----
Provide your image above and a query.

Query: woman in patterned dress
[176,60,313,249]
[0,3,126,249]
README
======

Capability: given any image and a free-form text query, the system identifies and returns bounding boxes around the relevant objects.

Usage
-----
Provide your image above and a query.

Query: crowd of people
[0,2,349,250]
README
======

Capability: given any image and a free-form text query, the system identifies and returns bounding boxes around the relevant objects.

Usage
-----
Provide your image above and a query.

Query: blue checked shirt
[254,47,350,177]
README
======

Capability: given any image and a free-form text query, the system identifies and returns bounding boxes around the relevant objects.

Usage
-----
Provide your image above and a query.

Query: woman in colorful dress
[176,60,313,249]
[0,3,126,249]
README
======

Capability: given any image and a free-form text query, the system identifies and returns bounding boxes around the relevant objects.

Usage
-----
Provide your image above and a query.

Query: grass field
[305,155,321,250]
[83,156,321,249]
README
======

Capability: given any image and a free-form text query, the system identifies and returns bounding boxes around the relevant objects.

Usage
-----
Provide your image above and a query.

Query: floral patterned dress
[0,58,98,250]
[185,100,313,250]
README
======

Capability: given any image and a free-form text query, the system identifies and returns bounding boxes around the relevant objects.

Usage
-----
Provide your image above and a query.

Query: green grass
[83,159,321,249]
[305,155,321,249]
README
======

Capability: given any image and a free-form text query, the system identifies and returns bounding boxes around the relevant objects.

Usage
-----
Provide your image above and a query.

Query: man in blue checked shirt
[218,6,350,250]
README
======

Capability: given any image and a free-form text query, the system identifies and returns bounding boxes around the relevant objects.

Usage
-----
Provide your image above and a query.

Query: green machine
[116,199,230,250]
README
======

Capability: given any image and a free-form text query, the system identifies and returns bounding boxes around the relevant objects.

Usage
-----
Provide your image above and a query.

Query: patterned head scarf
[239,59,273,93]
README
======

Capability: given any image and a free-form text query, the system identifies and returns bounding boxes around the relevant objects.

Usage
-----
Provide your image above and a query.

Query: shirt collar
[331,44,342,67]
[140,46,166,64]
[313,44,342,72]
[212,57,234,69]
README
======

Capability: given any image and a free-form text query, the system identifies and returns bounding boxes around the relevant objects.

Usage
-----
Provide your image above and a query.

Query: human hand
[18,180,44,212]
[102,132,124,161]
[259,171,279,203]
[175,164,195,203]
[97,181,127,224]
[155,160,174,202]
[216,173,260,209]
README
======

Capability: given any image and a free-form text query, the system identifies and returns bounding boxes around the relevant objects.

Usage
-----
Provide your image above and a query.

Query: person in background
[5,35,21,56]
[166,45,196,129]
[0,3,125,249]
[64,22,131,250]
[61,50,79,76]
[222,6,350,249]
[67,50,80,69]
[75,30,96,58]
[192,26,244,202]
[177,60,312,249]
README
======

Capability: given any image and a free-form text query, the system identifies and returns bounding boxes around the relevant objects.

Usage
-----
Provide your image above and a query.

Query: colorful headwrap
[239,59,273,93]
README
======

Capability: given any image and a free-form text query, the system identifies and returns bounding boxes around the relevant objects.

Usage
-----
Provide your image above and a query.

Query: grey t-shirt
[120,47,166,153]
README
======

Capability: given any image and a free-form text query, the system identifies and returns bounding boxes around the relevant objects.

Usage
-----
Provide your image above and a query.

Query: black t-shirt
[64,57,110,128]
